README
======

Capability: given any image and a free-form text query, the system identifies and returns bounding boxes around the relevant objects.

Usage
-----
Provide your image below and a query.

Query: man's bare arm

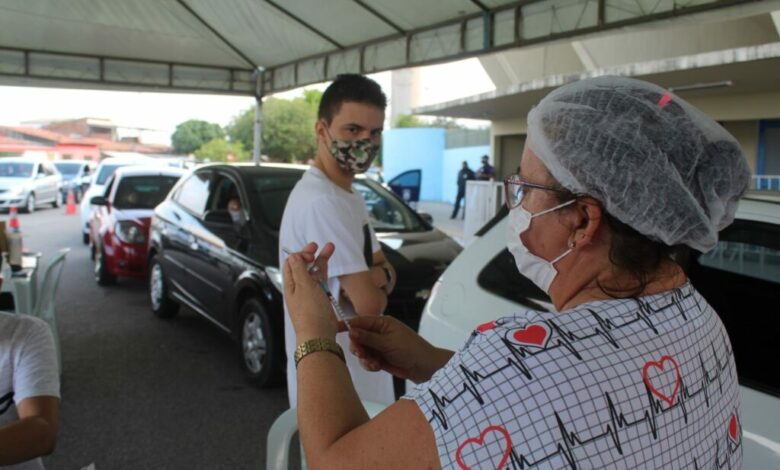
[340,250,394,316]
[0,396,59,465]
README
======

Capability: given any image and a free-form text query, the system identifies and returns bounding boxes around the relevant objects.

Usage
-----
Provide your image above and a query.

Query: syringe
[282,247,352,330]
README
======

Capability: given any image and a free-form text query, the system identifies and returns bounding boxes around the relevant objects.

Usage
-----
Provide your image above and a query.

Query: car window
[42,163,56,176]
[54,162,81,176]
[113,175,180,209]
[689,218,780,396]
[477,247,552,311]
[0,162,33,178]
[174,172,212,217]
[95,164,123,185]
[352,179,424,232]
[245,173,302,231]
[210,174,244,212]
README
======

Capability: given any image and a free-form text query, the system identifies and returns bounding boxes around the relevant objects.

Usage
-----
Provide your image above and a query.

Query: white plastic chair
[33,248,69,373]
[266,400,388,470]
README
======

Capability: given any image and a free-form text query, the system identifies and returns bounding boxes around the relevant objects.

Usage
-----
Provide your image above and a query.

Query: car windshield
[95,164,125,185]
[113,175,180,209]
[245,173,303,230]
[0,162,33,178]
[54,162,82,176]
[353,179,425,232]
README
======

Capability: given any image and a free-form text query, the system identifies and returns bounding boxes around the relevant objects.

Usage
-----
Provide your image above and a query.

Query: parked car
[54,160,95,203]
[147,163,462,387]
[0,157,62,213]
[80,155,154,244]
[418,191,780,469]
[89,166,184,285]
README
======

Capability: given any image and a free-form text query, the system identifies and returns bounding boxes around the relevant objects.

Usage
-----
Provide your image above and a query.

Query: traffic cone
[65,187,77,215]
[8,206,20,231]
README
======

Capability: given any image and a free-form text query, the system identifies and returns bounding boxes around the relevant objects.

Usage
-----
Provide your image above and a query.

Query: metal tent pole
[253,96,263,165]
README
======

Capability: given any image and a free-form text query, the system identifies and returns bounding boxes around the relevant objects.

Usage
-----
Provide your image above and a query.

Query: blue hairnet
[527,76,751,252]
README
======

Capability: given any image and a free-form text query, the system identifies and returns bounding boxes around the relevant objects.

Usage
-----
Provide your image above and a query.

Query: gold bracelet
[294,338,345,368]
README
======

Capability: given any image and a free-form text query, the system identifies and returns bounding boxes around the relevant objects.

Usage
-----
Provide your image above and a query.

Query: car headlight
[266,266,283,293]
[114,221,146,244]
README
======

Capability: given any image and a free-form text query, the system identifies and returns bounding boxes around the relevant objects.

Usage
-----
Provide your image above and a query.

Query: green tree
[194,138,248,162]
[395,114,423,128]
[171,119,225,155]
[227,90,322,163]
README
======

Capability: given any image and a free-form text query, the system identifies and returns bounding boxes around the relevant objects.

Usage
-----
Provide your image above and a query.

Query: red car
[89,165,184,285]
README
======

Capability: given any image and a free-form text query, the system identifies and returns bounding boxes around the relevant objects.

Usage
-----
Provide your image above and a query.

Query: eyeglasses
[503,174,573,209]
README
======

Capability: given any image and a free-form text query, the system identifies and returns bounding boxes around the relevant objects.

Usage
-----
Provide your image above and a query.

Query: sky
[0,58,495,146]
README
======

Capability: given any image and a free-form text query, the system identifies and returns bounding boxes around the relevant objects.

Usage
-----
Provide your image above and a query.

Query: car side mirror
[418,212,434,225]
[204,210,233,225]
[90,196,108,206]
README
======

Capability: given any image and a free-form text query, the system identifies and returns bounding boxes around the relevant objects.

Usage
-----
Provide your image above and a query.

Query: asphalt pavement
[13,207,290,469]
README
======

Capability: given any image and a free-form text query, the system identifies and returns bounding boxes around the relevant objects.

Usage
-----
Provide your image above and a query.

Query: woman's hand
[283,242,337,341]
[345,316,454,384]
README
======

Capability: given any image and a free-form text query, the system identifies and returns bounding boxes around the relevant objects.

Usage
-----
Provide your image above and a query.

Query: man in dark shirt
[450,161,475,219]
[475,154,495,181]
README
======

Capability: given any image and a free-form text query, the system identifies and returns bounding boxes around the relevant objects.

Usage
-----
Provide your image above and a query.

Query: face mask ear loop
[529,198,577,219]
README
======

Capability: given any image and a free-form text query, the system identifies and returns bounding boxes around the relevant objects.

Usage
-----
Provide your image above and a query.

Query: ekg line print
[427,288,740,469]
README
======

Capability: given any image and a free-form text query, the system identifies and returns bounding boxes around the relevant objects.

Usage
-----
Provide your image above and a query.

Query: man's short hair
[318,74,387,124]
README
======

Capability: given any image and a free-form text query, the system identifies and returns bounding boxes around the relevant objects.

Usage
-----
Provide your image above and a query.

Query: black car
[147,163,462,387]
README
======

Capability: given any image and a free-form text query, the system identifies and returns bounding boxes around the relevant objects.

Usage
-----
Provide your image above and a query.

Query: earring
[568,241,575,249]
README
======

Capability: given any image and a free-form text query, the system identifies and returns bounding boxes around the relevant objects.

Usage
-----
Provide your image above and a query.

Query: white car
[80,156,154,244]
[419,191,780,469]
[0,157,62,213]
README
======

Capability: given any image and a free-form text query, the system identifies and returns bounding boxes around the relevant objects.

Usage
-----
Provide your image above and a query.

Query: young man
[0,311,60,469]
[279,74,397,407]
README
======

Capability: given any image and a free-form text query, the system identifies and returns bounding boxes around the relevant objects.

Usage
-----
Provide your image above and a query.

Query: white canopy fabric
[0,0,755,96]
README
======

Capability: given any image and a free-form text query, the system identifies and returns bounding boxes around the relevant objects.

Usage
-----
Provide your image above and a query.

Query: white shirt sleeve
[13,317,60,403]
[303,196,370,278]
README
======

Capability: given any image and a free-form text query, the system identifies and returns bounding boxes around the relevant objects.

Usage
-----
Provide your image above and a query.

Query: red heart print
[456,425,513,470]
[642,355,681,406]
[728,413,739,443]
[512,323,551,348]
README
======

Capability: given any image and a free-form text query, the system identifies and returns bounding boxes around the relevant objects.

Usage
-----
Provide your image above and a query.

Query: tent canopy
[0,0,760,96]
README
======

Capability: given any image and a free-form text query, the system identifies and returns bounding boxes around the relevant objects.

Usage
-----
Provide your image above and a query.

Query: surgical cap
[527,76,750,252]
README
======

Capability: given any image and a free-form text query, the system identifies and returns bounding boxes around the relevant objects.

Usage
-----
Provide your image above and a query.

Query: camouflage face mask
[325,127,380,174]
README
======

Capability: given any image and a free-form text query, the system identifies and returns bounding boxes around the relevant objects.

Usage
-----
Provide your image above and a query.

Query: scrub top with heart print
[404,283,742,469]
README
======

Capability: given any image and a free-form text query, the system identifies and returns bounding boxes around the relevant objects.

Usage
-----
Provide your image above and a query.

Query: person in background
[0,309,60,470]
[450,161,475,219]
[282,76,748,469]
[475,154,495,181]
[227,197,245,226]
[278,74,397,408]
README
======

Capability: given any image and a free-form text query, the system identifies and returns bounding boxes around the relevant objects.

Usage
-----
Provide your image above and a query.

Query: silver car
[0,157,63,213]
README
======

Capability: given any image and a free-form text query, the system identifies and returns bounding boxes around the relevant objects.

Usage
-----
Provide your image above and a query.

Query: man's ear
[314,120,328,145]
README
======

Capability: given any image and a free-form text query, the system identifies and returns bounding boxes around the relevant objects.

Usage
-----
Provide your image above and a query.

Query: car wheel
[240,298,282,387]
[22,193,35,214]
[149,255,179,318]
[94,245,117,286]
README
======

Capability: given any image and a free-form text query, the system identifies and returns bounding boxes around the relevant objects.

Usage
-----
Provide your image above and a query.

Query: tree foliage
[171,119,225,154]
[394,114,463,129]
[227,90,322,163]
[194,138,248,162]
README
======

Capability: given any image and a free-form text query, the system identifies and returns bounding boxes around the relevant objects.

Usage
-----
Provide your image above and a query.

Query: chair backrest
[34,248,69,319]
[266,400,388,470]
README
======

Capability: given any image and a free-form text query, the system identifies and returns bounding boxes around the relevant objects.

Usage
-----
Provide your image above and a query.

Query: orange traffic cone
[65,187,77,215]
[8,206,20,231]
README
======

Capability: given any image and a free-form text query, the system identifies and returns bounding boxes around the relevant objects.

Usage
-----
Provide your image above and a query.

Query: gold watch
[294,338,345,368]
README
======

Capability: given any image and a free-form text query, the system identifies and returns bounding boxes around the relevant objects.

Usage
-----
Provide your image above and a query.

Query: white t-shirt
[279,167,395,407]
[1,312,60,470]
[406,283,742,469]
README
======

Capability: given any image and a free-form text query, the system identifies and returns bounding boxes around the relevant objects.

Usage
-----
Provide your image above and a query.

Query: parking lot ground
[12,208,290,469]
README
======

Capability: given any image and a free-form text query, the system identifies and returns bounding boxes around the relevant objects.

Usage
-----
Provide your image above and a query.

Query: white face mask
[229,209,244,225]
[506,199,576,294]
